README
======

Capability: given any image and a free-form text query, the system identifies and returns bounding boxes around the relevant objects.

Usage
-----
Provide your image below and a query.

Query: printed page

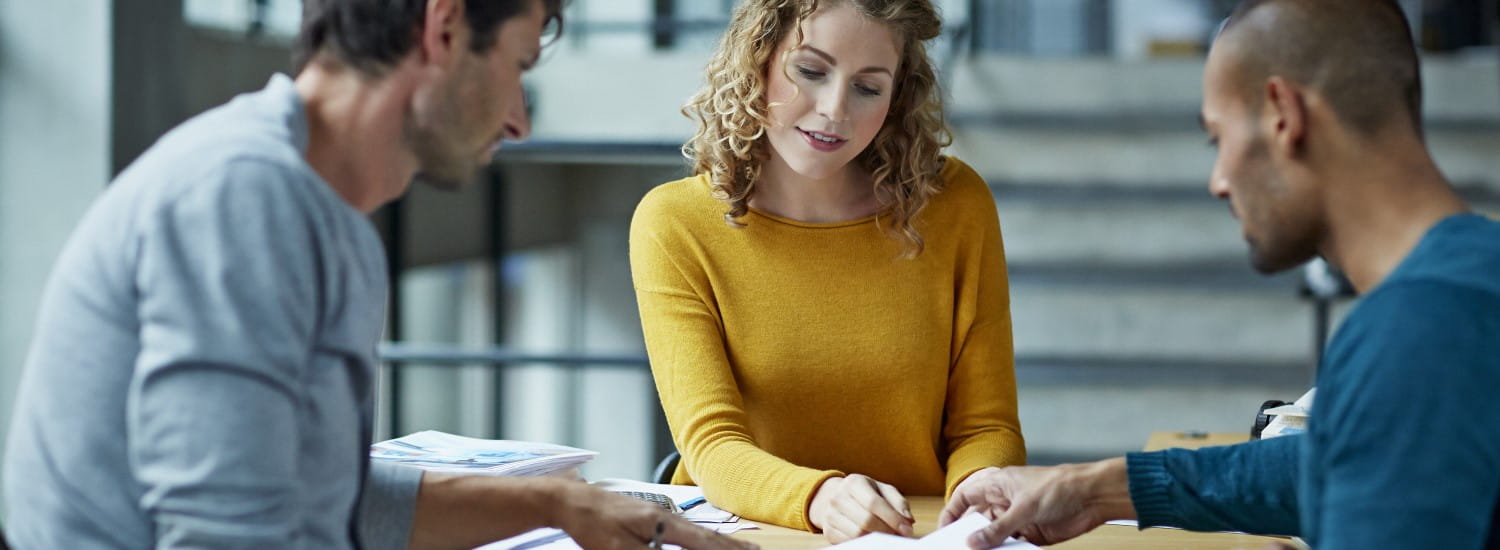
[827,514,1041,549]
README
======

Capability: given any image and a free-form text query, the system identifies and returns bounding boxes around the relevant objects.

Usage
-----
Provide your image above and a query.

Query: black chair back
[652,451,681,485]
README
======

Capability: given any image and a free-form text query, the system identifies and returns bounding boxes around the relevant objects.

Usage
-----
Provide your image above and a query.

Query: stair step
[944,55,1500,120]
[949,109,1500,133]
[1017,382,1309,457]
[995,196,1243,264]
[1016,355,1312,387]
[1009,285,1339,361]
[951,128,1500,186]
[1008,260,1298,290]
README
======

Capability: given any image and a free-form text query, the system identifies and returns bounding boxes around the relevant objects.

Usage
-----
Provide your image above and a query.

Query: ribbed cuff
[945,465,990,500]
[798,470,846,533]
[1125,451,1178,529]
[357,462,424,550]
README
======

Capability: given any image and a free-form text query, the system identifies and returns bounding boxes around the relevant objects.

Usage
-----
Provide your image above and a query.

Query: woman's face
[763,3,900,181]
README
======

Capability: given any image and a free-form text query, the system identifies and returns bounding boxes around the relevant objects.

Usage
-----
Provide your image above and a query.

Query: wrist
[1075,457,1136,521]
[532,477,574,529]
[808,475,844,530]
[959,466,1001,488]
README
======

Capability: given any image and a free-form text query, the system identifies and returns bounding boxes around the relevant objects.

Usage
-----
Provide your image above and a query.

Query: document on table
[593,478,757,532]
[370,430,596,477]
[826,513,1041,549]
[474,479,757,549]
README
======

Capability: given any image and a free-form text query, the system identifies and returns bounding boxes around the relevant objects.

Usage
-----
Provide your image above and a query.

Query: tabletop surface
[734,497,1290,549]
[734,432,1301,549]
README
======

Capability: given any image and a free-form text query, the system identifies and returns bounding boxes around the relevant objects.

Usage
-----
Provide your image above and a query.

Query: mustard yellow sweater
[628,157,1025,531]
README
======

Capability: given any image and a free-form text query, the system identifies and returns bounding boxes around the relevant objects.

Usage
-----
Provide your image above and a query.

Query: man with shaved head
[939,0,1500,548]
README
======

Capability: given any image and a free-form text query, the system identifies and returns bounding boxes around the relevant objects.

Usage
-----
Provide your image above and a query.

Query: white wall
[0,1,112,503]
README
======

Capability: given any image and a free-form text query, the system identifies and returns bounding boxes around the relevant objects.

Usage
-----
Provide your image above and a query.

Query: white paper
[371,431,597,477]
[474,480,757,549]
[476,528,573,550]
[1263,388,1317,418]
[1261,405,1309,417]
[591,479,753,528]
[918,514,988,547]
[592,478,705,503]
[477,528,687,550]
[827,513,1041,549]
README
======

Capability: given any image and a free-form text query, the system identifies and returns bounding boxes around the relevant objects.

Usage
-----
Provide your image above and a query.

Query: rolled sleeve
[357,463,424,550]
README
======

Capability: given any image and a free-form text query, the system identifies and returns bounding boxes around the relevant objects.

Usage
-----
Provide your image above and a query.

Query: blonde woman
[629,0,1025,542]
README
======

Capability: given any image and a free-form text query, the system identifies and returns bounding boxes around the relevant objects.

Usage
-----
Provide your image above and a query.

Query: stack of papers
[371,430,597,477]
[829,514,1040,549]
[1262,388,1316,439]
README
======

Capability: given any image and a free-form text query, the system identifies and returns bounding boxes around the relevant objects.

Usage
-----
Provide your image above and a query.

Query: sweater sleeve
[629,198,842,532]
[942,169,1027,493]
[1125,437,1302,536]
[130,161,321,548]
[1302,282,1500,549]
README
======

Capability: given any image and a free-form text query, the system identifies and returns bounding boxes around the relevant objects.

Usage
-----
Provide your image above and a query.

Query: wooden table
[735,432,1301,549]
[1143,431,1251,452]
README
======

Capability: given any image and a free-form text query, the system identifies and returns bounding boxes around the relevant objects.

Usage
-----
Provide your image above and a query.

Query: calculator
[615,491,678,513]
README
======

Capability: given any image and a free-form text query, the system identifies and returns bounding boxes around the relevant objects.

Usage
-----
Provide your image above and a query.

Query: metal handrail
[379,344,1312,385]
[375,344,1316,452]
[379,342,649,368]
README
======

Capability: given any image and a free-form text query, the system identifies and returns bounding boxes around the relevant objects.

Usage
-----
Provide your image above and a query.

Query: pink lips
[798,128,847,153]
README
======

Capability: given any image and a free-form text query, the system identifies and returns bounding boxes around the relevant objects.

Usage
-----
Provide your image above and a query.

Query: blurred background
[1,0,1497,486]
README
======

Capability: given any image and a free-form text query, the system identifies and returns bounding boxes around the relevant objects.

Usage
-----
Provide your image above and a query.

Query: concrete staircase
[941,55,1500,460]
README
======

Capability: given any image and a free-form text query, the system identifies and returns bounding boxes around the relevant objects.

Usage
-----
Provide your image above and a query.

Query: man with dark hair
[940,0,1500,548]
[1,1,753,549]
[292,0,565,78]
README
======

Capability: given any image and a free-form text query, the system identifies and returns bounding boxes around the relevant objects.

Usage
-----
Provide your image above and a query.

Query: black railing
[376,344,1318,460]
[381,343,651,369]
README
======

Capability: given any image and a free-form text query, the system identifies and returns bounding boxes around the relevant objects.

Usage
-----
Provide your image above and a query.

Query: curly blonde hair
[681,0,952,257]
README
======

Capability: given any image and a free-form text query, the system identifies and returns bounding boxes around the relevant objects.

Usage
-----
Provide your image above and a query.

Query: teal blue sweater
[1126,214,1500,549]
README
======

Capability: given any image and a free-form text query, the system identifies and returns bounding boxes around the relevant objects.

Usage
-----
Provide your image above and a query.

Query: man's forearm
[409,473,574,550]
[1126,437,1302,535]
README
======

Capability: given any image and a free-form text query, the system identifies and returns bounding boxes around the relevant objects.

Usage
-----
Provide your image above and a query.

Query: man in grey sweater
[1,1,753,549]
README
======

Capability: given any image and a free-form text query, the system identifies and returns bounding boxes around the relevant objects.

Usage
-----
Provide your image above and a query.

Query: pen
[650,520,664,550]
[678,496,707,511]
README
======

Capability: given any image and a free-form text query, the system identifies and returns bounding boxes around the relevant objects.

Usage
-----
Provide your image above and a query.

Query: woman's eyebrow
[798,45,893,76]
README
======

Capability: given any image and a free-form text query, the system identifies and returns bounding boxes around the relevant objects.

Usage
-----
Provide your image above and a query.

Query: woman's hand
[808,474,914,543]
